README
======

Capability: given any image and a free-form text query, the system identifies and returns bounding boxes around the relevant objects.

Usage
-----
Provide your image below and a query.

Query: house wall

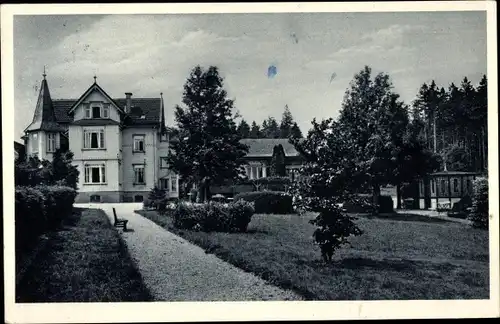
[121,127,157,192]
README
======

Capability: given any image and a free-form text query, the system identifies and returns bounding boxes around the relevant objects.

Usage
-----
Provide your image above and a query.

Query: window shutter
[84,104,90,118]
[100,130,105,148]
[101,165,106,183]
[84,166,89,183]
[103,105,109,118]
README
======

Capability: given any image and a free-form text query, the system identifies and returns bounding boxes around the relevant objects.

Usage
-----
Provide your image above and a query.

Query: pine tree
[279,105,294,138]
[290,122,303,139]
[249,121,262,138]
[168,65,249,202]
[237,119,251,138]
[262,117,280,138]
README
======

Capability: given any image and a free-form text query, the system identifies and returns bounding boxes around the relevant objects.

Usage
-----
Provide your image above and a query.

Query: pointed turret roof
[24,71,65,132]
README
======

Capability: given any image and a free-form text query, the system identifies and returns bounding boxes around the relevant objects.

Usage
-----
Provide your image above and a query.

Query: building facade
[239,138,304,180]
[22,74,179,203]
[417,170,481,210]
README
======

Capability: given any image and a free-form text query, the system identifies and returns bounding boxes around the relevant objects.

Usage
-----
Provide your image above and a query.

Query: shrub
[448,195,472,219]
[172,200,254,232]
[251,176,291,192]
[34,185,77,229]
[147,186,167,210]
[379,195,394,213]
[189,189,198,203]
[15,186,46,249]
[234,191,293,214]
[468,178,489,229]
[343,195,373,213]
[342,194,393,213]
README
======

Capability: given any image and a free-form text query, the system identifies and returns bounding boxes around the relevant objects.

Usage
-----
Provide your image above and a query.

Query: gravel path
[75,203,303,301]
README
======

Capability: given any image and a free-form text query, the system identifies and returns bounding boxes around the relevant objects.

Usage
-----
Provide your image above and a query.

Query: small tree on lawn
[290,118,363,262]
[167,65,249,202]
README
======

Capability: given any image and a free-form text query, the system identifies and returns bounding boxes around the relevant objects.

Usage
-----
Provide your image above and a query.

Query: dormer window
[92,106,101,118]
[84,103,110,119]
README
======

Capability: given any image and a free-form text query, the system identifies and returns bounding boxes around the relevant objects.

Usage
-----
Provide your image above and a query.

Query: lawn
[16,208,153,302]
[137,209,489,300]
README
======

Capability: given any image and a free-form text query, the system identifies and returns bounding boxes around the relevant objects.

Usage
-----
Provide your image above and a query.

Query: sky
[13,11,487,141]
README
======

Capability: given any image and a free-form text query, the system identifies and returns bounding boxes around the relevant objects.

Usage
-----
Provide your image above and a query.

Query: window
[102,105,109,118]
[160,157,169,168]
[245,166,251,178]
[133,135,145,152]
[431,180,435,193]
[31,133,38,153]
[92,106,101,118]
[440,179,446,195]
[171,176,177,192]
[467,179,472,192]
[160,178,170,191]
[134,195,144,202]
[134,165,145,184]
[453,178,459,192]
[84,164,106,184]
[84,130,105,149]
[47,133,56,152]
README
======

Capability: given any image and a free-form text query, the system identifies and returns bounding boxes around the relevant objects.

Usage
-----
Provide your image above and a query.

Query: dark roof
[240,138,300,157]
[14,141,25,150]
[53,100,76,123]
[24,78,66,132]
[115,98,162,125]
[51,98,162,126]
[71,119,121,126]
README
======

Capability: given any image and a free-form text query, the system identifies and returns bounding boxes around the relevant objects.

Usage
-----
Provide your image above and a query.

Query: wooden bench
[113,207,128,231]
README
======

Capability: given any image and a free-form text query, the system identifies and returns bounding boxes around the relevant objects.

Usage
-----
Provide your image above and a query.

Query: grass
[137,209,489,300]
[16,208,153,302]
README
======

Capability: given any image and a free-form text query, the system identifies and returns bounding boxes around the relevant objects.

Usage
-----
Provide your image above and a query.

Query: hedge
[172,200,255,232]
[468,177,489,229]
[343,194,394,213]
[15,185,77,252]
[234,191,294,214]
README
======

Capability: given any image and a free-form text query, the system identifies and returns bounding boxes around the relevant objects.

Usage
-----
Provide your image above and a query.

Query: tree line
[236,105,303,139]
[412,76,488,172]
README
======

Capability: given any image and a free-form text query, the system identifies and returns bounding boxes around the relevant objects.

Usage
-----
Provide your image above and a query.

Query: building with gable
[22,72,179,203]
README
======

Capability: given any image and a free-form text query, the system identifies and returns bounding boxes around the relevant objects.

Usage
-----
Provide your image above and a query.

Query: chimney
[125,92,132,113]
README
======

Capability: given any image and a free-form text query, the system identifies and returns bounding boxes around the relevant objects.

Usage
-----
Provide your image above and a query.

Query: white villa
[22,73,179,203]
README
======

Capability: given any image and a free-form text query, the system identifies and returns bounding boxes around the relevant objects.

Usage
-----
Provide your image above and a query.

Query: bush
[189,189,198,203]
[34,185,77,229]
[379,195,394,213]
[448,195,472,219]
[468,178,488,229]
[15,186,46,249]
[147,186,167,210]
[234,191,293,214]
[15,185,77,252]
[251,176,291,192]
[343,195,373,213]
[342,194,393,213]
[172,200,254,232]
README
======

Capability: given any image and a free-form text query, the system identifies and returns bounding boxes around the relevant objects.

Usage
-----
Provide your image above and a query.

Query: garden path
[74,203,303,301]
